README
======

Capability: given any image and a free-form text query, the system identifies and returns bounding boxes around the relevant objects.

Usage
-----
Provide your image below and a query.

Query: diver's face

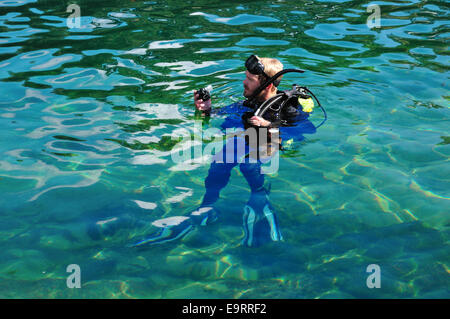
[243,71,261,98]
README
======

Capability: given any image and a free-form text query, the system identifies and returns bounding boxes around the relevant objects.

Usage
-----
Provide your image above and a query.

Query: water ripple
[190,12,279,25]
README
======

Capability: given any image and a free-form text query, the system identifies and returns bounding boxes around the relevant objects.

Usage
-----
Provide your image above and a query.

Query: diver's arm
[194,90,212,116]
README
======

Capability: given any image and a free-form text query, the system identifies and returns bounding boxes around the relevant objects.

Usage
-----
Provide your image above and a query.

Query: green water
[0,0,449,298]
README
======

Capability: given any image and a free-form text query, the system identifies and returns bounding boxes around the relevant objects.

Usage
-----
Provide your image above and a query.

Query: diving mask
[245,55,281,87]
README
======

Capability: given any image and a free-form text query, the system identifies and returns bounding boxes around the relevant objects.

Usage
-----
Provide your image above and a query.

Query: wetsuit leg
[200,135,246,206]
[239,161,264,192]
[201,161,238,206]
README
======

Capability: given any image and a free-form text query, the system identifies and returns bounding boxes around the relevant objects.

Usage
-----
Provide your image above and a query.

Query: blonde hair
[258,57,283,92]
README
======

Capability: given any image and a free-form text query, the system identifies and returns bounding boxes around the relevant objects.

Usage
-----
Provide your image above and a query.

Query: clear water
[0,0,449,298]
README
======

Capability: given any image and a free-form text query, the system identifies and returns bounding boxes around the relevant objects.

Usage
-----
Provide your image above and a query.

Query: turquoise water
[0,0,449,298]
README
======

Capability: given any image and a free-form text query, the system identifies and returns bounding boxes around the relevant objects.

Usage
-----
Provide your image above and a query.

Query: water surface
[0,0,449,298]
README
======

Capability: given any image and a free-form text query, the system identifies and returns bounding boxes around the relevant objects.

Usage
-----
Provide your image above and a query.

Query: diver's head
[243,55,283,101]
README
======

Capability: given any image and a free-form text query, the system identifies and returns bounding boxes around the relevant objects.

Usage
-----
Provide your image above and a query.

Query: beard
[244,86,264,100]
[243,85,252,98]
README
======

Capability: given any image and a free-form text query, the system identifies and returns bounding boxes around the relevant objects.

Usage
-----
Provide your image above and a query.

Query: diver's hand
[194,90,212,113]
[249,116,271,127]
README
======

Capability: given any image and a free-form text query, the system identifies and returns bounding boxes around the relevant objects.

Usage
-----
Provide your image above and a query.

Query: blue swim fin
[242,189,283,247]
[130,207,218,247]
[189,206,218,226]
[131,216,194,247]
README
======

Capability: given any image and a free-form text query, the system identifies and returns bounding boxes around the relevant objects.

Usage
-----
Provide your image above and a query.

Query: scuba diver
[130,55,325,248]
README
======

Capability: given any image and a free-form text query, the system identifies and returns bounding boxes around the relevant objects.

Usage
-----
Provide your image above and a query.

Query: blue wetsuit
[201,101,316,207]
